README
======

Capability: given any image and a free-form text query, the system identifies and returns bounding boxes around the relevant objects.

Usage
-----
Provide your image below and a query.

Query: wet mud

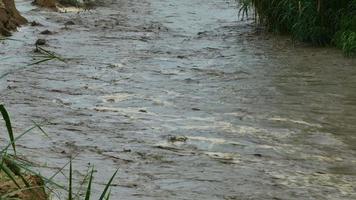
[1,0,356,199]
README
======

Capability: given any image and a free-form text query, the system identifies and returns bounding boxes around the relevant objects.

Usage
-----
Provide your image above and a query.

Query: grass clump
[236,0,356,56]
[0,104,117,199]
[57,0,80,7]
[0,105,48,200]
[57,0,96,9]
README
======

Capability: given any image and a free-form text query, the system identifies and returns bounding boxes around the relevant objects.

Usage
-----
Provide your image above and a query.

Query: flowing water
[1,0,356,199]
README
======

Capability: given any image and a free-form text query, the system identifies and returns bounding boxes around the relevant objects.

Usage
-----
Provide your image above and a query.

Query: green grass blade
[10,159,65,190]
[0,37,23,42]
[3,156,30,188]
[28,58,55,66]
[68,158,73,200]
[1,120,51,154]
[0,162,21,189]
[74,165,91,199]
[0,105,16,154]
[84,167,94,200]
[30,120,50,138]
[48,153,79,186]
[104,189,111,200]
[98,169,118,200]
[0,126,36,154]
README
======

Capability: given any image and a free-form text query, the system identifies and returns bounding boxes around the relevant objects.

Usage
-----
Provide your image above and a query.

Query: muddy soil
[0,172,47,200]
[1,0,356,199]
[0,0,27,36]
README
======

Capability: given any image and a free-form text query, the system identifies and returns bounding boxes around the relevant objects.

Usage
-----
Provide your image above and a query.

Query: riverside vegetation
[3,0,355,56]
[237,0,356,56]
[0,105,117,199]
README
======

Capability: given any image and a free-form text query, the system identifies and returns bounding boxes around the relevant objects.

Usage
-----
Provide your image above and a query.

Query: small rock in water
[168,135,188,143]
[7,85,17,89]
[197,31,207,35]
[35,39,46,46]
[31,21,42,26]
[64,20,75,26]
[184,78,199,84]
[40,29,53,35]
[108,63,124,68]
[123,149,131,152]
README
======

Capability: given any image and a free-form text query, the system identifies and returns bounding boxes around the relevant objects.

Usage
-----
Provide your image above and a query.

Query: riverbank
[0,171,47,199]
[236,0,356,56]
[0,0,27,36]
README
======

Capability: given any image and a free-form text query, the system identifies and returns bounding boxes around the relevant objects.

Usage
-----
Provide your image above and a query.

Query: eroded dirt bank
[1,0,356,199]
[0,0,26,36]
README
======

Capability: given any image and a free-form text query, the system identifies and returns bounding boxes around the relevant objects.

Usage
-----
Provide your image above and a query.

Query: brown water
[1,0,356,199]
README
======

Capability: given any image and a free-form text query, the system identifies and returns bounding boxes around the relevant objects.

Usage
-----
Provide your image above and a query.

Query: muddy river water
[1,0,356,199]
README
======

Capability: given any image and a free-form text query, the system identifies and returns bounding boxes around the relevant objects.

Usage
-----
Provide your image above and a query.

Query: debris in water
[102,93,132,103]
[168,135,188,143]
[30,21,42,26]
[35,39,46,46]
[204,152,239,164]
[64,20,75,26]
